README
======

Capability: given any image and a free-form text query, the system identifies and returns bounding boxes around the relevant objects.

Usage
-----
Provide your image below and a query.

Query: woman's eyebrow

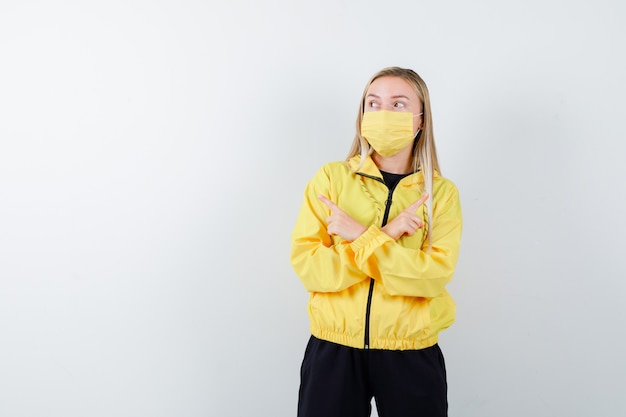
[365,93,410,100]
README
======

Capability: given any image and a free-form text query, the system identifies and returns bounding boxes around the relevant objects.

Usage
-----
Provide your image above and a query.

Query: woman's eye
[394,102,405,108]
[369,101,379,109]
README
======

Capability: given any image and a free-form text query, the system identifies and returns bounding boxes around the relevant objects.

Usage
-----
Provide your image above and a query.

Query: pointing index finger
[407,193,429,212]
[318,194,339,212]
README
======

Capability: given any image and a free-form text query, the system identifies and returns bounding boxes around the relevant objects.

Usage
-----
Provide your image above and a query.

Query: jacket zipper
[363,181,395,349]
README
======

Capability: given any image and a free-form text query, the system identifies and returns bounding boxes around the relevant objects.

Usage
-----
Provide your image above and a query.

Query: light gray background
[1,0,624,416]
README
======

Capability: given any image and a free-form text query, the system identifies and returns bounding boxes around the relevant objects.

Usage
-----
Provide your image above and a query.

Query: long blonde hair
[347,67,440,249]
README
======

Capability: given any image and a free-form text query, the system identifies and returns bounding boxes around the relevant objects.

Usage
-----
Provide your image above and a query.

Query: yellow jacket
[290,155,462,350]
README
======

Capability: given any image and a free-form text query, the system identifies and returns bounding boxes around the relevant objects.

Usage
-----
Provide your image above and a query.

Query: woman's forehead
[367,76,416,98]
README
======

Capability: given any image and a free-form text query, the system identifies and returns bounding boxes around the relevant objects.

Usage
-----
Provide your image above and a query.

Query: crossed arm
[291,175,463,298]
[318,193,429,242]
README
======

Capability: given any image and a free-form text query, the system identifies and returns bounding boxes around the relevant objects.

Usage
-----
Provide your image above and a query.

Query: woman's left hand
[381,193,428,240]
[318,194,367,242]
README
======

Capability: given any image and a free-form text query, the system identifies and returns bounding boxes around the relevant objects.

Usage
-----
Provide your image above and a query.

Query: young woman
[290,67,463,417]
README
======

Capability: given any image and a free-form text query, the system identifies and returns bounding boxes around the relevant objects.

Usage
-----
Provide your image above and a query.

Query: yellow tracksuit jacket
[290,155,462,350]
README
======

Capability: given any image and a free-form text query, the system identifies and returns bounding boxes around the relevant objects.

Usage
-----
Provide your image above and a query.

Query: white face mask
[361,110,422,157]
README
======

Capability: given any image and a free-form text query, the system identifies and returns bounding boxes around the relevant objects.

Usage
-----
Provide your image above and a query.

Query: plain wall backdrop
[1,0,625,416]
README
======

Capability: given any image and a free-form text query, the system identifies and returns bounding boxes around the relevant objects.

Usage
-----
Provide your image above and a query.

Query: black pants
[298,336,448,417]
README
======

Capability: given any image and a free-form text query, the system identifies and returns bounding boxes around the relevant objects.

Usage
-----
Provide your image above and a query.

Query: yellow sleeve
[351,180,463,298]
[290,165,372,293]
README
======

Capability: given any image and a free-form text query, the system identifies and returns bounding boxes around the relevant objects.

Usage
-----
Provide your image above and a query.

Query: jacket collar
[347,154,382,178]
[347,155,432,186]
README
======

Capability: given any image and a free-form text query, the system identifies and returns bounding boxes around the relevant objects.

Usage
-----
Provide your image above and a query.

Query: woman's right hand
[381,193,429,240]
[318,194,367,242]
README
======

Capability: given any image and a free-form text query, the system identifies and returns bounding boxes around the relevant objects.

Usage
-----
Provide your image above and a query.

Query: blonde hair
[347,67,440,249]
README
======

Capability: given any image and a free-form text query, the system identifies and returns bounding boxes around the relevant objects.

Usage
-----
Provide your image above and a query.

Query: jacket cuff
[350,225,393,254]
